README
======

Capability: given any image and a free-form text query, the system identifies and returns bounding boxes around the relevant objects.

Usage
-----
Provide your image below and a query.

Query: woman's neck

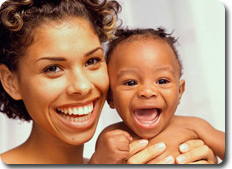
[21,123,85,164]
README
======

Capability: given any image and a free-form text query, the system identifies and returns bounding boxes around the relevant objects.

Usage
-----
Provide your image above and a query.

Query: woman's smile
[54,99,99,130]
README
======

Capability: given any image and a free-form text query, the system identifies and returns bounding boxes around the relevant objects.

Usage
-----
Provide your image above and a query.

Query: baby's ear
[0,64,22,100]
[178,79,185,104]
[107,89,115,109]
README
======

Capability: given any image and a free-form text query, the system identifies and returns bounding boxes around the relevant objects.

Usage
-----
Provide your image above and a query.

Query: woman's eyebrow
[35,57,66,63]
[35,47,103,63]
[85,47,103,57]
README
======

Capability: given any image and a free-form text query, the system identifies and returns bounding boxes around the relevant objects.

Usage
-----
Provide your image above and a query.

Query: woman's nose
[66,69,94,96]
[137,85,158,99]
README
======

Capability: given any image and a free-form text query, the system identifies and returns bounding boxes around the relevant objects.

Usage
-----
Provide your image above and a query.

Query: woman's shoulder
[0,143,30,164]
[1,147,22,164]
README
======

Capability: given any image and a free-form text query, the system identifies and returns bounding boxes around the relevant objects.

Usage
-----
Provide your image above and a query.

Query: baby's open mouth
[133,108,161,126]
[56,102,93,122]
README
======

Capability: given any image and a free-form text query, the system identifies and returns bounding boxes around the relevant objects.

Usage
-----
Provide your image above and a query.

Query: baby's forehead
[108,38,182,77]
[111,38,176,60]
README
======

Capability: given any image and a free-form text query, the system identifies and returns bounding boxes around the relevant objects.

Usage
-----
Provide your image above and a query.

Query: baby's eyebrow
[155,66,175,74]
[116,69,139,79]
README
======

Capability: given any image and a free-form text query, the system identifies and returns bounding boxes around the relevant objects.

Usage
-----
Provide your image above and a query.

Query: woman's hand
[176,139,218,164]
[126,141,169,164]
[126,139,218,164]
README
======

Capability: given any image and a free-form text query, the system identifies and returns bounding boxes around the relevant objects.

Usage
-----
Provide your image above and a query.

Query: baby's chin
[133,127,162,139]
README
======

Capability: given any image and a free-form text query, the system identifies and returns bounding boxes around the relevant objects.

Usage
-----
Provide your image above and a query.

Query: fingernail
[165,155,174,164]
[155,142,166,151]
[176,155,186,164]
[139,139,148,145]
[179,143,189,152]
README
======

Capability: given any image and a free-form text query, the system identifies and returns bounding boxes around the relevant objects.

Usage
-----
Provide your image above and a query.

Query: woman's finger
[179,139,204,153]
[188,160,209,164]
[148,155,175,164]
[127,142,166,164]
[128,139,149,157]
[176,145,218,164]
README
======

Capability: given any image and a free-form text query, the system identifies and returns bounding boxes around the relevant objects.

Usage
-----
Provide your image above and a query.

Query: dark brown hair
[106,27,183,77]
[0,0,121,121]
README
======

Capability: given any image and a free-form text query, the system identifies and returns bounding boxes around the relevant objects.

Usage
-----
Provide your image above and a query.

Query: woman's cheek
[92,67,109,94]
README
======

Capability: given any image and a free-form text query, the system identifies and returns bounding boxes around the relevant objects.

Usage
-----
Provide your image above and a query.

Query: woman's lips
[133,108,161,129]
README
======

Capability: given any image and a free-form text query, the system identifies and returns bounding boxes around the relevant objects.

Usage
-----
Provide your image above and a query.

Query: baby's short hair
[106,27,183,78]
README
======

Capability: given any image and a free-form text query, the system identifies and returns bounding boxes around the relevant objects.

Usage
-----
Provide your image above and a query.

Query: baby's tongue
[134,109,158,122]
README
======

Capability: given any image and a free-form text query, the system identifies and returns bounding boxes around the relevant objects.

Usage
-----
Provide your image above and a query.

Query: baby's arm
[187,117,225,160]
[89,123,165,164]
[88,128,132,164]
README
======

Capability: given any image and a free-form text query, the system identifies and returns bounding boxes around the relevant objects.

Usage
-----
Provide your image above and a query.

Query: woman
[0,0,217,164]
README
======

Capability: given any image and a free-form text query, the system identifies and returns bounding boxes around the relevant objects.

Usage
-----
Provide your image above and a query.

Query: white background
[0,0,228,168]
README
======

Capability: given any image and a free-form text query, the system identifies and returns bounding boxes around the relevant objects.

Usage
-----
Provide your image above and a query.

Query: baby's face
[108,39,185,138]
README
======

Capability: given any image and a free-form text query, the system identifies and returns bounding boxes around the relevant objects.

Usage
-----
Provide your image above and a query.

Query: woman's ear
[0,64,22,100]
[107,89,115,109]
[178,79,185,104]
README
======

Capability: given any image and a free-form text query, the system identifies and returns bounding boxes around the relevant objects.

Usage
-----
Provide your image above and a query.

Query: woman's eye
[85,58,101,66]
[123,80,137,86]
[43,65,62,73]
[157,79,169,84]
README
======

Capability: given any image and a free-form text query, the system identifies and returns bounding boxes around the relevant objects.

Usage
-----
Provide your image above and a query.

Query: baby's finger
[127,142,166,164]
[179,139,204,153]
[111,129,133,142]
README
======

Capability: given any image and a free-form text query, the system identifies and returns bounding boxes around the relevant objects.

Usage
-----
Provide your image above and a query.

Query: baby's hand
[89,129,132,164]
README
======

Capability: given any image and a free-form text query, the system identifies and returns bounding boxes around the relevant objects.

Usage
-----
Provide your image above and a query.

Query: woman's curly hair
[0,0,121,121]
[106,27,183,77]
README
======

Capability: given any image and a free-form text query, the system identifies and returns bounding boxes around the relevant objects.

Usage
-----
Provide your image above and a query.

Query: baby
[90,28,225,164]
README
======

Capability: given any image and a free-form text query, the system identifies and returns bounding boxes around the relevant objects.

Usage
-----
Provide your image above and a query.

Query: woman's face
[15,18,109,145]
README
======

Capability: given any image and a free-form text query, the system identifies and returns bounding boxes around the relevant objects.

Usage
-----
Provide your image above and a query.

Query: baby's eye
[123,80,138,86]
[85,58,101,66]
[43,65,62,73]
[157,79,169,85]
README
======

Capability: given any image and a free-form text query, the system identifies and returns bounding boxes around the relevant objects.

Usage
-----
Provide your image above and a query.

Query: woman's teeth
[60,112,91,122]
[57,103,93,122]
